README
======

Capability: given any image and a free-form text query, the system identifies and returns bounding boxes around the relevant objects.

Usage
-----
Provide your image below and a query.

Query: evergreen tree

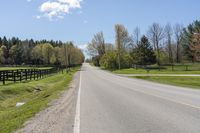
[0,37,2,46]
[131,35,156,65]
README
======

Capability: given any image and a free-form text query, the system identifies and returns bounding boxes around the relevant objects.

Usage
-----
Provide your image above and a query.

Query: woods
[0,38,85,67]
[88,20,200,69]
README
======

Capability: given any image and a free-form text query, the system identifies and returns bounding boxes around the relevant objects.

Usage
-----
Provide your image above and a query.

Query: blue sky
[0,0,200,48]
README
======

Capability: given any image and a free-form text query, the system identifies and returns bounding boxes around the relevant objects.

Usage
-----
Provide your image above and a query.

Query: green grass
[134,76,200,89]
[0,67,52,71]
[0,67,80,133]
[112,63,200,74]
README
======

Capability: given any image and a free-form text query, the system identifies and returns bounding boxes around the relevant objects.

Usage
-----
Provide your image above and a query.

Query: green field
[111,64,200,89]
[134,76,200,89]
[113,64,200,74]
[0,67,79,133]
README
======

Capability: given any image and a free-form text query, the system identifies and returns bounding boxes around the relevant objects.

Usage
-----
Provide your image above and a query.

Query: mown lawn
[0,67,79,133]
[134,76,200,89]
[112,63,200,74]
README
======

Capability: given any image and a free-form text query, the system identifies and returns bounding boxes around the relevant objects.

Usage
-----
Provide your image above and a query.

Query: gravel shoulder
[15,72,80,133]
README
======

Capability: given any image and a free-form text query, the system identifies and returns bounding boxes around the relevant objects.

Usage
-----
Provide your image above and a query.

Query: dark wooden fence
[0,68,60,85]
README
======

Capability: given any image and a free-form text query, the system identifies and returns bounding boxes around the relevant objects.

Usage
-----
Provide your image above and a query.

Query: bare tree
[87,32,105,57]
[115,24,129,69]
[165,23,173,64]
[147,23,164,65]
[133,27,141,45]
[174,24,183,63]
[87,32,105,66]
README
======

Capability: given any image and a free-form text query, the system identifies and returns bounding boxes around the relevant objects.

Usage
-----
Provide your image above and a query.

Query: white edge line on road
[73,72,81,133]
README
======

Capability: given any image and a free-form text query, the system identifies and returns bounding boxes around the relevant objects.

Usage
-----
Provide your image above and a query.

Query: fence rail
[0,68,59,85]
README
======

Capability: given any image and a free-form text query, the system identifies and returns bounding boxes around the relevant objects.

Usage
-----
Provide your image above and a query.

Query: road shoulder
[15,72,80,133]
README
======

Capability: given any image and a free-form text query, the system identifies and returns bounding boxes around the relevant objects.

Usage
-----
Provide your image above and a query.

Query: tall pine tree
[131,35,156,65]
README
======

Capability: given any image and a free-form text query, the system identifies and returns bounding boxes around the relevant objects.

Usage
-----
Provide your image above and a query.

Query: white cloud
[38,0,82,20]
[58,0,82,8]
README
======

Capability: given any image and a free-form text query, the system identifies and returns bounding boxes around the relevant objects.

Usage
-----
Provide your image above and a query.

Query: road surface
[75,63,200,133]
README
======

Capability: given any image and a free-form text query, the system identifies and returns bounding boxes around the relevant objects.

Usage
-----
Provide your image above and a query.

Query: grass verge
[134,76,200,89]
[112,63,200,74]
[0,67,80,133]
[113,68,200,74]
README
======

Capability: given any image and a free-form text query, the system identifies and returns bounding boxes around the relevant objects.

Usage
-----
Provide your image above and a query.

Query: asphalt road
[75,63,200,133]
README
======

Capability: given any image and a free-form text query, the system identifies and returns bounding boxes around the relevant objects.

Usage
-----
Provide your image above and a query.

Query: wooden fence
[0,68,59,85]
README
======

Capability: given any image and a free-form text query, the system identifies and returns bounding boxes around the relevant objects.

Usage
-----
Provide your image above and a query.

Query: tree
[87,32,105,66]
[174,24,183,63]
[42,43,54,64]
[70,47,85,65]
[100,51,118,69]
[183,20,200,62]
[31,44,43,65]
[105,43,115,52]
[147,23,164,65]
[0,37,2,46]
[0,36,84,66]
[115,24,130,69]
[54,46,62,65]
[9,45,18,64]
[131,36,156,65]
[133,27,141,45]
[60,42,73,67]
[189,33,200,61]
[165,23,173,64]
[0,45,7,64]
[60,42,84,67]
[2,36,8,48]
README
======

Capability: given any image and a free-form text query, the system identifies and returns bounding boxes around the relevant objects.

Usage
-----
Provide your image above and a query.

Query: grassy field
[0,67,79,133]
[113,64,200,74]
[0,67,52,71]
[110,64,200,89]
[134,76,200,89]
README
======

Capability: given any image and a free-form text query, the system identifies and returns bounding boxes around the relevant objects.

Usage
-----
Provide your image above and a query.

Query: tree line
[87,20,200,69]
[0,37,85,67]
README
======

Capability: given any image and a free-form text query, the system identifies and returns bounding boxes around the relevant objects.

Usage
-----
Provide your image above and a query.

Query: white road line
[73,72,81,133]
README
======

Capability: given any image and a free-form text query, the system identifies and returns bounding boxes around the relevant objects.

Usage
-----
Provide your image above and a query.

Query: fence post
[17,70,19,82]
[3,71,5,85]
[14,71,16,83]
[25,69,28,80]
[30,70,32,80]
[34,69,36,80]
[6,71,8,80]
[185,65,189,71]
[20,70,22,82]
[40,70,42,79]
[36,70,39,79]
[0,71,1,84]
